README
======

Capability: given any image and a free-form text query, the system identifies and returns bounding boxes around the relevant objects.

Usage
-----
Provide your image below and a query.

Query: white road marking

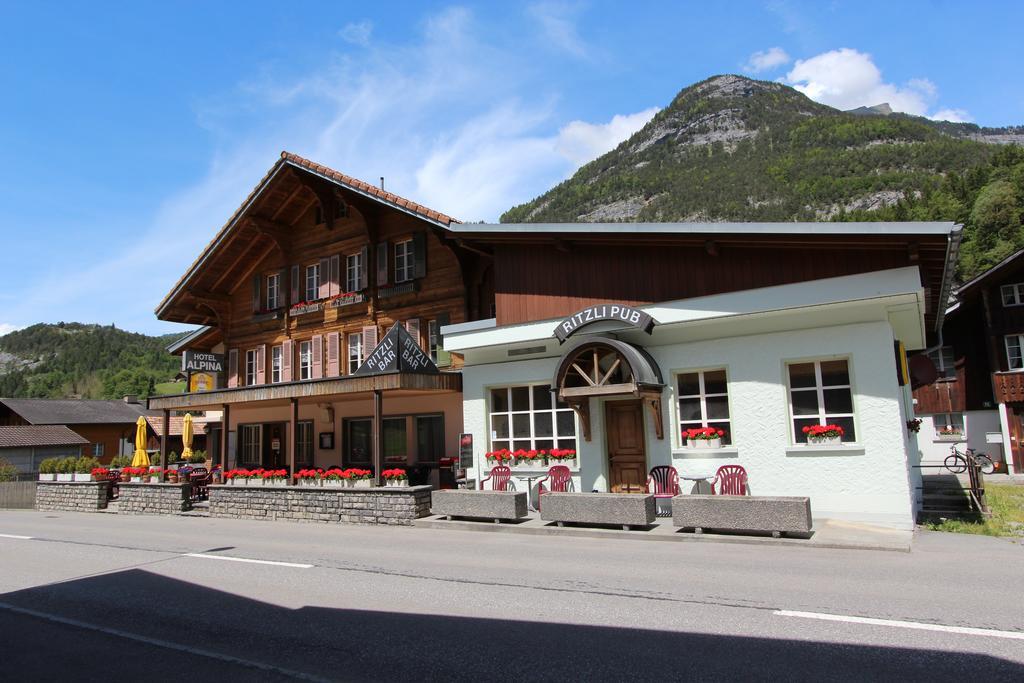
[183,552,313,569]
[0,533,33,540]
[0,601,327,681]
[775,609,1024,641]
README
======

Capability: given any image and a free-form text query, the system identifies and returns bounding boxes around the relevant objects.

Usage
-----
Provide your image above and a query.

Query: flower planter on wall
[688,438,722,449]
[352,479,373,489]
[38,474,56,482]
[73,473,93,482]
[323,479,346,488]
[57,474,74,482]
[385,480,409,488]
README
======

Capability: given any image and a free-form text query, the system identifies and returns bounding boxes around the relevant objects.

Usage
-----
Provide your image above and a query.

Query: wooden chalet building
[912,247,1024,474]
[151,153,492,484]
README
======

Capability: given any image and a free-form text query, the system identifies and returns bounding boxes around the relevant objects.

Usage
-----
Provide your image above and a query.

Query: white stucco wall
[915,411,1004,467]
[463,320,918,530]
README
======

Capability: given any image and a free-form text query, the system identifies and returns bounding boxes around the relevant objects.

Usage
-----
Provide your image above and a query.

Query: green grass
[925,484,1024,537]
[153,381,186,395]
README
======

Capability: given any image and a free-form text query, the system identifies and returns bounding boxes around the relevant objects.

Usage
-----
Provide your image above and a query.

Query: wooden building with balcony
[150,152,492,484]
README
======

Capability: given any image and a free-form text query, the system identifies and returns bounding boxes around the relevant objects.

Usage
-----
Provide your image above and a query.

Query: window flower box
[328,292,366,309]
[935,428,964,442]
[289,301,323,316]
[803,424,845,446]
[685,427,725,449]
[547,448,577,466]
[485,449,514,466]
[382,468,409,487]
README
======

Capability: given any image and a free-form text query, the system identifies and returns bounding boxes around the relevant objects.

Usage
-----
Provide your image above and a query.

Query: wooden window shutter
[405,319,421,350]
[361,325,378,359]
[318,258,330,299]
[413,232,427,279]
[327,331,340,377]
[277,268,287,308]
[251,275,262,313]
[281,340,294,382]
[311,334,323,379]
[435,312,451,367]
[376,241,389,286]
[290,265,300,305]
[359,245,369,291]
[255,345,266,385]
[330,254,341,297]
[227,349,239,388]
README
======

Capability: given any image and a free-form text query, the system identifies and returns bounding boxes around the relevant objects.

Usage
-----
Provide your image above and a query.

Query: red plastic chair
[480,465,513,491]
[646,466,680,515]
[537,465,573,511]
[712,465,748,495]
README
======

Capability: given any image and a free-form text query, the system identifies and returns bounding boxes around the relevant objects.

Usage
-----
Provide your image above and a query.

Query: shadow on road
[2,568,1020,681]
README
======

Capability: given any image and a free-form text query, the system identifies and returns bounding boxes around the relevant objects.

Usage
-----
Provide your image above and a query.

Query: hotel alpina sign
[554,304,656,343]
[182,350,225,374]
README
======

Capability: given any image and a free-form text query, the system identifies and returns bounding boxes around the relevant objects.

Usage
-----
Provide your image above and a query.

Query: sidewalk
[413,513,914,552]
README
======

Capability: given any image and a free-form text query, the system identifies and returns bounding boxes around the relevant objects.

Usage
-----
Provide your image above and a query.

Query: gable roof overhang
[156,152,458,326]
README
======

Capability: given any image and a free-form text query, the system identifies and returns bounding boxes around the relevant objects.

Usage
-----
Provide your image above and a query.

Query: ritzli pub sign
[554,304,657,343]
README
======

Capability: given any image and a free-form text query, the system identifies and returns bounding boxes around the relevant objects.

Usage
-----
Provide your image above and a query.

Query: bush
[74,456,100,474]
[186,450,206,463]
[56,457,76,474]
[168,451,179,462]
[109,454,132,468]
[0,458,17,482]
[39,457,59,474]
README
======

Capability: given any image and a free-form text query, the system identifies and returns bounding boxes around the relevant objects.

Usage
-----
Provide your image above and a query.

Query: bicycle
[944,445,995,475]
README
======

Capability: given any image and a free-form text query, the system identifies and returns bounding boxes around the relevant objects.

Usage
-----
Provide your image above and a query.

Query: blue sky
[1,1,1022,336]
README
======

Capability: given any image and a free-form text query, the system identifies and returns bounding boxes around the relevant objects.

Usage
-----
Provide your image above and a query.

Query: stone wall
[35,481,108,512]
[118,483,192,515]
[209,484,432,525]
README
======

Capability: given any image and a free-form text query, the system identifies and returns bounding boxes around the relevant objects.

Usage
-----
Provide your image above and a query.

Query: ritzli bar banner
[555,304,657,343]
[354,323,439,376]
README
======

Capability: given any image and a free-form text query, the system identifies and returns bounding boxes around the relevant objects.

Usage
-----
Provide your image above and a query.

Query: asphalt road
[1,510,1022,681]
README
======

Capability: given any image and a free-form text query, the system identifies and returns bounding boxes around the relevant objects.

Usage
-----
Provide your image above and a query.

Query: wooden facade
[447,227,952,330]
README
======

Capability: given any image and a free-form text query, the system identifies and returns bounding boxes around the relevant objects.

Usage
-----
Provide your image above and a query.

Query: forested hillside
[503,74,1023,279]
[0,323,183,399]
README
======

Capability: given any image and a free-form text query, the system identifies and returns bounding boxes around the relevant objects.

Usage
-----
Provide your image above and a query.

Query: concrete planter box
[323,479,346,488]
[351,479,373,489]
[38,474,56,482]
[385,479,409,488]
[56,474,73,482]
[540,492,656,530]
[671,495,812,537]
[431,490,528,523]
[298,479,321,487]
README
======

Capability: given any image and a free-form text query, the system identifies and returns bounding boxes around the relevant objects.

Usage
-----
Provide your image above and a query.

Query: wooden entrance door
[1009,406,1024,472]
[606,400,646,493]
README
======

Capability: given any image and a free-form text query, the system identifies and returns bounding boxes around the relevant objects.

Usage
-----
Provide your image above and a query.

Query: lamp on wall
[319,403,334,423]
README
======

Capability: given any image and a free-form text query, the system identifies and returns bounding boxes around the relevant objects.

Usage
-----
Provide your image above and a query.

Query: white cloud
[527,1,589,58]
[930,108,973,123]
[0,323,22,337]
[339,20,373,47]
[555,108,660,166]
[1,5,653,334]
[744,47,790,74]
[784,48,966,121]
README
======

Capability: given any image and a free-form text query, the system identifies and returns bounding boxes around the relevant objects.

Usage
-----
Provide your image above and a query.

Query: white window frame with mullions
[346,252,363,292]
[786,358,856,443]
[394,239,414,283]
[266,273,280,310]
[305,263,321,302]
[1001,283,1024,307]
[1005,334,1024,370]
[487,384,577,456]
[271,345,282,383]
[348,333,363,374]
[245,348,258,386]
[299,341,312,380]
[675,368,732,446]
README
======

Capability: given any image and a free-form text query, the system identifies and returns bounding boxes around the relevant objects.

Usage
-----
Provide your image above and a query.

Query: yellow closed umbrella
[181,413,194,460]
[131,416,150,467]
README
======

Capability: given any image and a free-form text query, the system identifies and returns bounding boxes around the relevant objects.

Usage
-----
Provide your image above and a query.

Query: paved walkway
[414,513,914,552]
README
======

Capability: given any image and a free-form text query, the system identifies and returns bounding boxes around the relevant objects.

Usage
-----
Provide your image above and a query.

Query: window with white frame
[787,359,856,443]
[489,385,577,453]
[394,239,414,282]
[239,424,261,465]
[93,443,104,457]
[346,252,363,292]
[428,320,439,362]
[266,273,280,310]
[245,349,258,386]
[304,263,321,302]
[677,369,732,445]
[347,332,363,374]
[934,412,964,437]
[1005,334,1024,370]
[926,346,956,379]
[1001,283,1024,307]
[271,345,282,383]
[299,341,312,380]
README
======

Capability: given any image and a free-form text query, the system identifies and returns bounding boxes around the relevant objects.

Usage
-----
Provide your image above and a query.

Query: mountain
[0,323,184,400]
[502,75,1024,278]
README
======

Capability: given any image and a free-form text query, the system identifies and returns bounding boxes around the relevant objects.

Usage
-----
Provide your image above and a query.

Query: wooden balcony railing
[993,371,1024,404]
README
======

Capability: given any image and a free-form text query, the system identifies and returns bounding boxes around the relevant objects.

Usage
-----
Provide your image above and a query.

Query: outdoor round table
[516,474,543,511]
[680,472,715,495]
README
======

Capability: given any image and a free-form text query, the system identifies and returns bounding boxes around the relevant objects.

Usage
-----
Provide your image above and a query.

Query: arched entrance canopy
[551,337,666,441]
